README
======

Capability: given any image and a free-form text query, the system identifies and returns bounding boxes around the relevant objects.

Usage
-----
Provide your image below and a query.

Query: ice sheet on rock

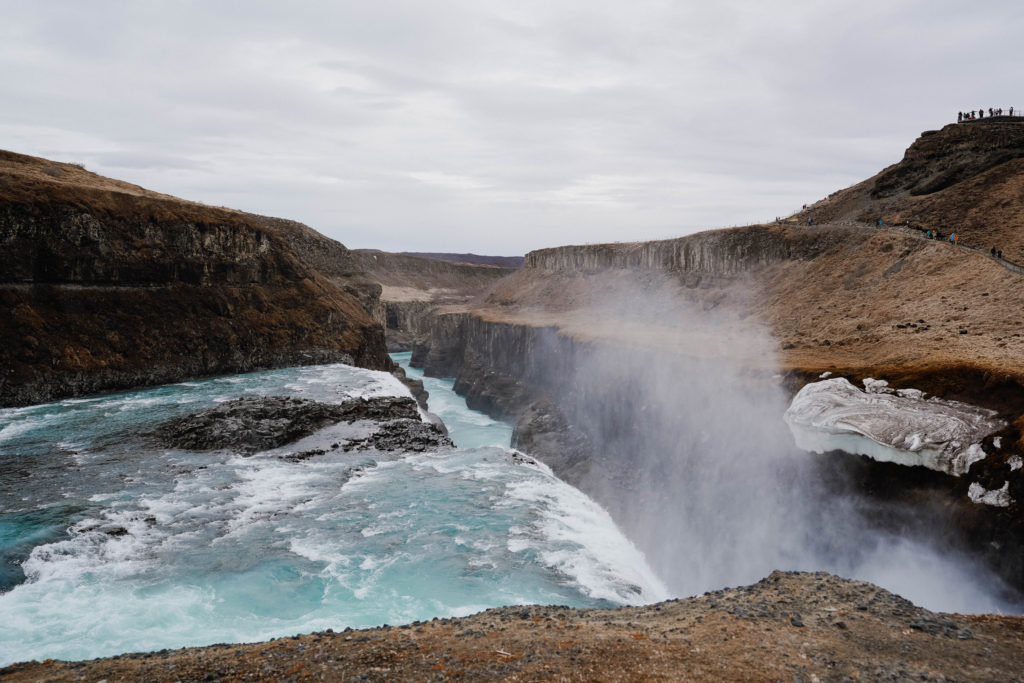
[784,378,1004,476]
[968,481,1013,507]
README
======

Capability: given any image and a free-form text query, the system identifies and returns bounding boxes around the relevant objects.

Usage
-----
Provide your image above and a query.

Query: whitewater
[0,356,666,666]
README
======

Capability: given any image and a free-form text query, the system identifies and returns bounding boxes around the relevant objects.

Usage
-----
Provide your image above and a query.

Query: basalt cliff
[0,151,390,407]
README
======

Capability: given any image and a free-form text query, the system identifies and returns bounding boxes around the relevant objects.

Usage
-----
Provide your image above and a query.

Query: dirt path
[805,218,1024,276]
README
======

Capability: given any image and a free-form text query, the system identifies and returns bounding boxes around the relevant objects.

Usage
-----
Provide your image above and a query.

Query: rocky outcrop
[414,312,585,421]
[510,397,593,482]
[384,300,441,351]
[871,121,1024,198]
[0,151,390,407]
[154,395,428,453]
[253,216,385,323]
[804,120,1024,260]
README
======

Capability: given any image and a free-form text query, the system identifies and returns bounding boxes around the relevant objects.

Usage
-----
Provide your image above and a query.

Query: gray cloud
[1,0,1020,254]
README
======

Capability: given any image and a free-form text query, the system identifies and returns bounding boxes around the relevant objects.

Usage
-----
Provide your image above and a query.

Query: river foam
[0,361,661,665]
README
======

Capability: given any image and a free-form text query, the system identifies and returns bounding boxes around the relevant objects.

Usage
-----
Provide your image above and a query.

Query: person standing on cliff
[958,111,963,123]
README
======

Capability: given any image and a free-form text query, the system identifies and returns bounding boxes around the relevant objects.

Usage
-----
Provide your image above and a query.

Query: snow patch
[967,481,1013,507]
[784,378,1004,476]
[1010,455,1022,472]
[862,378,892,394]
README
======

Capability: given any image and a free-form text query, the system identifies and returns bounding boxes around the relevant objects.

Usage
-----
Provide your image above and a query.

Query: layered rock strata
[0,151,390,407]
[352,249,517,351]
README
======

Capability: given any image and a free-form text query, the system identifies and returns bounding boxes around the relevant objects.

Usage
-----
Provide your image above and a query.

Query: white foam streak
[503,457,669,604]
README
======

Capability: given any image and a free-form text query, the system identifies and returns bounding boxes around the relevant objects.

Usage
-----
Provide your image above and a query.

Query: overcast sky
[1,1,1020,255]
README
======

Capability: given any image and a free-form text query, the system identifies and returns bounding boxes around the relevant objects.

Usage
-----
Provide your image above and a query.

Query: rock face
[523,223,794,275]
[153,395,440,454]
[785,377,1005,476]
[414,312,580,422]
[6,570,1023,682]
[510,396,593,482]
[871,120,1024,198]
[0,151,390,407]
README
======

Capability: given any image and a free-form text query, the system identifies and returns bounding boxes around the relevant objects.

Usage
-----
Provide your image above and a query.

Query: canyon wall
[404,217,1024,594]
[523,224,793,274]
[0,151,390,407]
[354,249,517,351]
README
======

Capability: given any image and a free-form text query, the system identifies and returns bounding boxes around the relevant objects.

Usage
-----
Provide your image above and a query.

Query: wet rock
[154,395,426,453]
[391,365,430,411]
[511,397,593,482]
[341,418,452,453]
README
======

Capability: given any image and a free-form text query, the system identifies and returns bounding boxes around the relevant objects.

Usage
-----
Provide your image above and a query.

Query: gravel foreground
[4,571,1023,682]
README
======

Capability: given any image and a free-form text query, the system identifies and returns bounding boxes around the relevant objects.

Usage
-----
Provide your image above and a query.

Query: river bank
[5,570,1022,682]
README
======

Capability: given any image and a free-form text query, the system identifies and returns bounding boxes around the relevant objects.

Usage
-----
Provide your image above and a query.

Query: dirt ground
[5,571,1021,682]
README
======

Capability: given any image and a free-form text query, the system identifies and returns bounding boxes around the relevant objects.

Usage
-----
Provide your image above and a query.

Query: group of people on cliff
[922,229,1006,260]
[958,107,1014,122]
[923,229,955,243]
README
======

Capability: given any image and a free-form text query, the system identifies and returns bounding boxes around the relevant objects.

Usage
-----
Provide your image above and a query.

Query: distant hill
[400,252,524,268]
[352,249,518,352]
[803,118,1024,259]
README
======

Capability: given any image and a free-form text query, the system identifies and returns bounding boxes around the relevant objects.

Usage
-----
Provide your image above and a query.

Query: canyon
[3,119,1024,679]
[380,121,1024,597]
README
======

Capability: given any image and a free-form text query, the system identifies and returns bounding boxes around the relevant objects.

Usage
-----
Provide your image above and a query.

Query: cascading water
[391,352,512,449]
[511,280,1024,616]
[0,361,665,666]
